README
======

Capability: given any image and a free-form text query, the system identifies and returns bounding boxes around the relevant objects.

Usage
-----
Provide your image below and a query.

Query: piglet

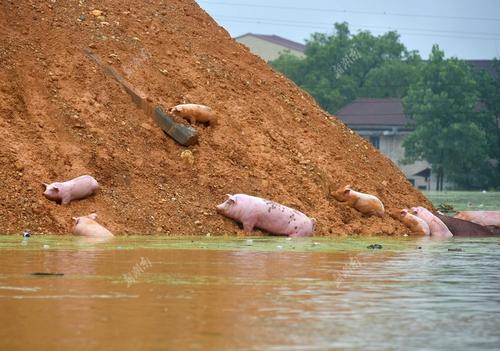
[332,185,384,217]
[43,175,98,205]
[411,207,453,238]
[169,103,217,125]
[454,211,500,228]
[72,213,113,237]
[390,209,430,235]
[216,194,315,237]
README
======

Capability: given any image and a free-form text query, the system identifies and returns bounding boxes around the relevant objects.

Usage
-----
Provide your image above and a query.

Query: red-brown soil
[0,0,431,235]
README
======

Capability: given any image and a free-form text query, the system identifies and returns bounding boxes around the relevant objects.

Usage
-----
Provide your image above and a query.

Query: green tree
[403,45,492,190]
[474,60,500,188]
[271,22,412,113]
[360,54,422,98]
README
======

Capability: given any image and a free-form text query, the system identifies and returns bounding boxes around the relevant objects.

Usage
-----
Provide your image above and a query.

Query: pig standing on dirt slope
[411,207,453,238]
[43,175,98,205]
[169,103,217,125]
[390,209,430,235]
[332,185,384,217]
[216,194,315,237]
[454,211,500,228]
[72,213,113,237]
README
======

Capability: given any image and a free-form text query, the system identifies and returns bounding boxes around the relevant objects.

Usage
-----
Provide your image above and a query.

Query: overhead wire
[198,1,500,23]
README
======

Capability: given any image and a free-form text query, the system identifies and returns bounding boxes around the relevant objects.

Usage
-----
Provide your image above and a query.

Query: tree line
[271,23,500,190]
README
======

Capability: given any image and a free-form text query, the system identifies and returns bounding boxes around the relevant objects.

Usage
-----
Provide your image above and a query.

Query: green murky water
[0,235,499,351]
[425,191,500,212]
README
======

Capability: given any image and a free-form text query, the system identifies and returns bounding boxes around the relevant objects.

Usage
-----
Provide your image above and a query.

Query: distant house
[466,60,498,78]
[234,33,306,62]
[335,98,439,190]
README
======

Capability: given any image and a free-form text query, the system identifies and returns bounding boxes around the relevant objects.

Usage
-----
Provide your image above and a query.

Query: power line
[198,1,500,23]
[214,16,500,41]
[214,15,500,39]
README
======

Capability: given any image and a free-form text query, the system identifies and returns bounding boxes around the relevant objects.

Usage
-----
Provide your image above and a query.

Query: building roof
[234,33,306,53]
[335,98,408,127]
[465,60,498,78]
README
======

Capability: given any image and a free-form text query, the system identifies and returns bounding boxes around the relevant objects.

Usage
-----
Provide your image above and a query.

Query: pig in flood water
[390,209,430,235]
[216,194,316,237]
[454,211,500,228]
[411,207,453,238]
[73,213,113,237]
[332,185,384,217]
[43,175,98,205]
[435,213,498,236]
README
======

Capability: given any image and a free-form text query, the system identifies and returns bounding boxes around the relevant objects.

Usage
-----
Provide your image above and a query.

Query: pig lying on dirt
[332,185,384,217]
[411,207,453,238]
[169,103,217,125]
[454,211,500,228]
[43,175,98,205]
[435,213,498,236]
[216,194,315,237]
[390,209,430,235]
[72,213,113,237]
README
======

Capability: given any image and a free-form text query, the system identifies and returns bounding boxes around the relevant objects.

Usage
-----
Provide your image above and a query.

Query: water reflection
[0,237,498,351]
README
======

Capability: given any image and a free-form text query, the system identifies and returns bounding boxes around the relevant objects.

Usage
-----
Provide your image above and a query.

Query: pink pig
[43,175,98,205]
[391,209,430,235]
[332,185,384,217]
[72,213,113,237]
[216,194,316,237]
[454,211,500,228]
[411,207,453,238]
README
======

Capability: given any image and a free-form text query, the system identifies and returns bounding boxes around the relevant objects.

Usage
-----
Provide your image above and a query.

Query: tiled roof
[465,60,498,78]
[235,33,306,52]
[335,98,408,126]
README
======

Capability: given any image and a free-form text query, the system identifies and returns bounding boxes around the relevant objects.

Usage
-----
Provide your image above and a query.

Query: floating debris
[31,272,64,276]
[448,248,463,252]
[437,203,455,213]
[367,244,383,250]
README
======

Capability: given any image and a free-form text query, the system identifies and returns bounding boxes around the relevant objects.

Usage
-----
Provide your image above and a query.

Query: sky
[195,0,500,59]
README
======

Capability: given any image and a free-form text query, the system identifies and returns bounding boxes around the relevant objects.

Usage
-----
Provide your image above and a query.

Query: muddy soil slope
[0,0,431,235]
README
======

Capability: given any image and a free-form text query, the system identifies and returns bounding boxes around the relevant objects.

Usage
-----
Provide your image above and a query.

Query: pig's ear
[72,217,78,223]
[42,183,48,190]
[225,194,237,204]
[400,209,407,216]
[52,185,60,192]
[88,213,98,220]
[343,188,351,194]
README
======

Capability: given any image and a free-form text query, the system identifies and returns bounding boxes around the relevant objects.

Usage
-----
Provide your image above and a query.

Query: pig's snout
[216,203,226,213]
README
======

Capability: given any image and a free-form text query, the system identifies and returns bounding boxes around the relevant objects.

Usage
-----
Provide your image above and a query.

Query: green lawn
[424,191,500,212]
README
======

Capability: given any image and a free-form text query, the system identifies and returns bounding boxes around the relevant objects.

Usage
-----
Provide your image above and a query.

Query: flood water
[0,235,499,351]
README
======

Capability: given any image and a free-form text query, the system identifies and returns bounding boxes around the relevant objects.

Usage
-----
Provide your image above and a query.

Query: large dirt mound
[0,0,431,235]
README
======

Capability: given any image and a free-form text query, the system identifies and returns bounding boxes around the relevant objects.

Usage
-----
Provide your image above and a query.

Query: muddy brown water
[0,236,499,351]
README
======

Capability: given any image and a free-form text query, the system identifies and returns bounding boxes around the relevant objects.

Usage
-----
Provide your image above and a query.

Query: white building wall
[357,131,451,190]
[235,36,306,62]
